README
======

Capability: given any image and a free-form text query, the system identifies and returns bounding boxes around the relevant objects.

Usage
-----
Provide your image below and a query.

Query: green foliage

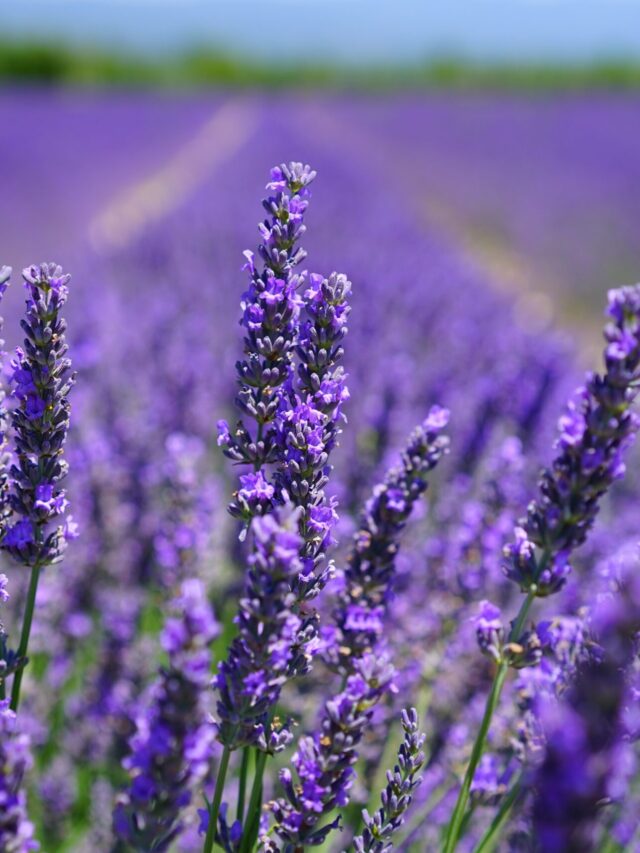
[2,39,640,89]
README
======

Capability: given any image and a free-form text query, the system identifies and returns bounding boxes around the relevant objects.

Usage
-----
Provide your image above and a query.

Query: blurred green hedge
[2,40,640,89]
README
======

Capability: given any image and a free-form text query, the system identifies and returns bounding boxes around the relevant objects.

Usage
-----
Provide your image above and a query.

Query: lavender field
[1,90,640,853]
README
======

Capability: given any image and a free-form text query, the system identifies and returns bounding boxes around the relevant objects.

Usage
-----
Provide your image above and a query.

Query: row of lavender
[2,141,640,852]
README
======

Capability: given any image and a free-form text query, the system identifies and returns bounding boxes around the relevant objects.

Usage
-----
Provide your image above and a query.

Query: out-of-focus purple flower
[113,580,218,852]
[0,700,39,851]
[475,600,504,663]
[0,266,11,535]
[532,551,640,852]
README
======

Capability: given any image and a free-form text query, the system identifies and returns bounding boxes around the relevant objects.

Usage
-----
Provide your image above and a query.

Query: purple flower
[215,506,303,752]
[267,655,396,848]
[504,285,640,597]
[222,163,314,525]
[113,580,218,851]
[0,701,39,852]
[475,600,504,663]
[237,470,275,506]
[332,412,449,667]
[2,264,75,569]
[353,708,425,853]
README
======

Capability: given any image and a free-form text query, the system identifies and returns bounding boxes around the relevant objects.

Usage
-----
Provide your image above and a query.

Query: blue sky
[2,0,640,64]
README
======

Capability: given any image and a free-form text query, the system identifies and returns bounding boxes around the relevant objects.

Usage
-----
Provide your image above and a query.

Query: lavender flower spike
[505,284,640,597]
[265,654,396,850]
[113,580,219,852]
[276,270,351,604]
[215,505,303,753]
[353,708,426,853]
[218,164,314,524]
[3,264,75,567]
[332,407,449,669]
[4,264,75,711]
[0,701,39,852]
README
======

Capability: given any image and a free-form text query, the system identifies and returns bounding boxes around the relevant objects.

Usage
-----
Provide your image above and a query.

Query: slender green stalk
[237,747,250,823]
[240,749,267,853]
[203,745,231,853]
[442,588,536,853]
[473,777,523,853]
[10,562,42,711]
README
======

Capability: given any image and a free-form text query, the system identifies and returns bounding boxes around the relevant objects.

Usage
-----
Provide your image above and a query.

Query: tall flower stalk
[210,165,351,852]
[2,264,75,712]
[443,284,640,853]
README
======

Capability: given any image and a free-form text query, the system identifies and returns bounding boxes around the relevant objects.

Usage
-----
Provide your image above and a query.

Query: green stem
[203,746,231,853]
[240,750,268,853]
[473,777,523,853]
[237,748,250,823]
[442,588,536,853]
[10,562,42,711]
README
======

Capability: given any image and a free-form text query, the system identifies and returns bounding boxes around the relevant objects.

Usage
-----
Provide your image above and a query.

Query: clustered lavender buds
[113,580,218,851]
[504,286,640,597]
[218,164,314,521]
[3,264,76,566]
[215,507,303,752]
[266,655,396,849]
[353,708,426,853]
[277,270,351,597]
[332,408,449,669]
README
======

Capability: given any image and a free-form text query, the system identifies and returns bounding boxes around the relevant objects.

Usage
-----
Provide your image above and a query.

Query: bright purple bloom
[2,264,75,568]
[215,506,303,752]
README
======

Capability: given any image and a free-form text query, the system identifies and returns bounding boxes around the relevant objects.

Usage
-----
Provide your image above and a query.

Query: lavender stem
[9,562,42,711]
[443,586,536,853]
[203,745,230,853]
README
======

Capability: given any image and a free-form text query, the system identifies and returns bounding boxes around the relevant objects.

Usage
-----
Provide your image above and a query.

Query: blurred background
[1,0,640,345]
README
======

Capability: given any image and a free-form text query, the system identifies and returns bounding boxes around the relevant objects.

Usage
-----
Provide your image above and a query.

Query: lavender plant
[2,264,75,712]
[443,283,640,852]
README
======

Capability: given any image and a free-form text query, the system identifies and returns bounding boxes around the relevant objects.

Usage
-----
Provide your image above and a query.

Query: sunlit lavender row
[1,110,640,853]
